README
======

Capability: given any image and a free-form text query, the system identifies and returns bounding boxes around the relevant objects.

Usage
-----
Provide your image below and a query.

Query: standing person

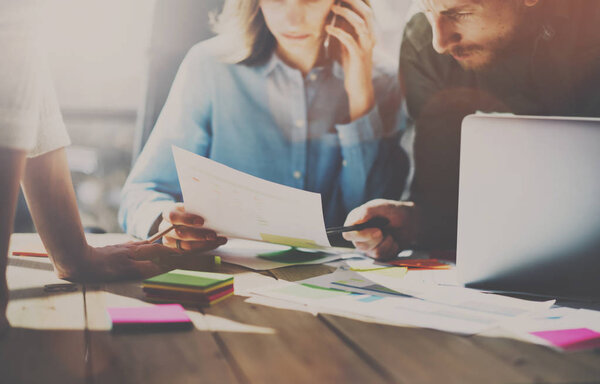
[119,0,408,251]
[344,0,600,260]
[0,1,179,334]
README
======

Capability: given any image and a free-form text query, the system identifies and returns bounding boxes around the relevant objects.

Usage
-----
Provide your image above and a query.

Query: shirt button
[295,119,305,128]
[342,160,348,167]
[308,73,317,81]
[293,171,302,179]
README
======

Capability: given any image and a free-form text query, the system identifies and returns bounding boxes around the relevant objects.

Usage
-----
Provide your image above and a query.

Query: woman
[119,0,407,251]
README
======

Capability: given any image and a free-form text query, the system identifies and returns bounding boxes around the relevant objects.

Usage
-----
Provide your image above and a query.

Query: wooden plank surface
[83,275,239,383]
[203,295,391,384]
[5,234,600,384]
[2,234,87,384]
[319,314,532,384]
[469,334,600,383]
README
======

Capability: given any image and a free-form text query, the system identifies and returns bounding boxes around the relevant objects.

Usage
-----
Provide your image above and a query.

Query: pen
[326,217,390,236]
[147,225,176,243]
[12,251,48,257]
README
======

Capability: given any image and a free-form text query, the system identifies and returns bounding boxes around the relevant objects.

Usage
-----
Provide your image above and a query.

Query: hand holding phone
[324,0,376,121]
[323,0,340,59]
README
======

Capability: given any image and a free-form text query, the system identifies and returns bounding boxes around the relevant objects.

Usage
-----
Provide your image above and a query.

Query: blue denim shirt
[119,40,408,239]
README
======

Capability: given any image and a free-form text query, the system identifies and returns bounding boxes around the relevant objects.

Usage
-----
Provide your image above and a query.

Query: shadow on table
[0,327,86,384]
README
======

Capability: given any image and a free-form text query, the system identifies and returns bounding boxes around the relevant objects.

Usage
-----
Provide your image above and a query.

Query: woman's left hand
[326,0,376,122]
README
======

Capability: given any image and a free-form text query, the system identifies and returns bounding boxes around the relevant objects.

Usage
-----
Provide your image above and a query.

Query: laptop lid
[457,114,600,299]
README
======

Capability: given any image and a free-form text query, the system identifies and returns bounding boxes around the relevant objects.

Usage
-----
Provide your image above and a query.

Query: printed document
[173,146,331,248]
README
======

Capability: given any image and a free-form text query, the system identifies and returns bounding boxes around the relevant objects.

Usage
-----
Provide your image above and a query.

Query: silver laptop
[457,114,600,299]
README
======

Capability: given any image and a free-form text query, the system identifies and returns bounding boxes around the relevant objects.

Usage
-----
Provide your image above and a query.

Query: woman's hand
[57,241,182,282]
[159,203,227,252]
[326,0,376,121]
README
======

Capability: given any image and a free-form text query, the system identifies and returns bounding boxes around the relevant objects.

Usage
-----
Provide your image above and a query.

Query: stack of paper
[107,304,193,332]
[143,269,234,306]
[247,267,555,335]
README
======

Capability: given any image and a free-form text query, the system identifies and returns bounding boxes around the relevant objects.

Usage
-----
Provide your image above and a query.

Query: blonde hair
[211,0,371,65]
[211,0,275,65]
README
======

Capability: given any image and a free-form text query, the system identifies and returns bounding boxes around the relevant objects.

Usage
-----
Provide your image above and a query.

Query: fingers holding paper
[343,199,418,261]
[161,203,227,251]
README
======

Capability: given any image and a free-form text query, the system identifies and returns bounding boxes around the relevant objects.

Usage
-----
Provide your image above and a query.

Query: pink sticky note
[107,304,191,324]
[531,328,600,351]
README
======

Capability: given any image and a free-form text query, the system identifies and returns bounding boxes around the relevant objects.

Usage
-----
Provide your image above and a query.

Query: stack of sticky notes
[107,304,193,332]
[142,269,234,306]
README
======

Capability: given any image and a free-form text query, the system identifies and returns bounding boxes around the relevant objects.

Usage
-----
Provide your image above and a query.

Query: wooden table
[2,234,600,384]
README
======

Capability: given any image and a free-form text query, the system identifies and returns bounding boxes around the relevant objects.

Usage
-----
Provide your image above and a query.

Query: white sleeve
[0,1,70,156]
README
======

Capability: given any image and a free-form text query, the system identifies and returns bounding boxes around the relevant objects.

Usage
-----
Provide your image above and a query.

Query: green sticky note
[144,269,233,289]
[365,267,408,278]
[258,248,327,264]
[273,284,349,300]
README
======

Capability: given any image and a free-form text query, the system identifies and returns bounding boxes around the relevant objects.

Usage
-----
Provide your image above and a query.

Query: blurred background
[14,0,413,234]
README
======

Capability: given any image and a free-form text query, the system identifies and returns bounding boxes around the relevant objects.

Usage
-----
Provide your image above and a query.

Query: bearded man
[344,0,600,260]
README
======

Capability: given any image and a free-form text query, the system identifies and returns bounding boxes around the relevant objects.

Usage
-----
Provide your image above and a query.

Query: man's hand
[343,199,418,260]
[159,203,227,252]
[57,241,182,282]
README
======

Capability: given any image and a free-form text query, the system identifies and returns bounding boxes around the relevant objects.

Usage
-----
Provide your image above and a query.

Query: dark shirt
[400,0,600,251]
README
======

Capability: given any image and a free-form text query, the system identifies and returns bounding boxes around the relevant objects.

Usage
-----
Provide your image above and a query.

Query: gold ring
[176,239,183,250]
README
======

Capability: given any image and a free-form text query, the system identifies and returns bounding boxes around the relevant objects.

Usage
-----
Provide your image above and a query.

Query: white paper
[248,268,556,335]
[300,268,410,298]
[173,146,330,248]
[209,238,355,270]
[248,281,512,334]
[496,307,600,348]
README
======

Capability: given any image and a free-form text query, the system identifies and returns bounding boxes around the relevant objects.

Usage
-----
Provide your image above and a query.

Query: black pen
[326,217,390,236]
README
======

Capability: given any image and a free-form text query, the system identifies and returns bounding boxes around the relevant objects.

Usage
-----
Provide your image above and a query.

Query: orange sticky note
[388,259,451,270]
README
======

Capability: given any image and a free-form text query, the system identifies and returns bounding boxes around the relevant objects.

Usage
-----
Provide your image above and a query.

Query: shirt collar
[257,51,283,77]
[257,51,343,80]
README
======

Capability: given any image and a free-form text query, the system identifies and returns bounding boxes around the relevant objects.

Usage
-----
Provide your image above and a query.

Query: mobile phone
[323,0,366,61]
[323,0,340,59]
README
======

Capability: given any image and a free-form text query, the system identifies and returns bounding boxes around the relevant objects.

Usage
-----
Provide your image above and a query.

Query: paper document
[248,282,524,335]
[208,239,355,270]
[173,146,330,248]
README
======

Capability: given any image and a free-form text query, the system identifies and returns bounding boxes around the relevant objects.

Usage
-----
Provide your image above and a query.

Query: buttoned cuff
[334,106,383,146]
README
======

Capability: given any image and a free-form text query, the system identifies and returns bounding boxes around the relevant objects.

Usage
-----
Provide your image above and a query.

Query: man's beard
[450,12,532,72]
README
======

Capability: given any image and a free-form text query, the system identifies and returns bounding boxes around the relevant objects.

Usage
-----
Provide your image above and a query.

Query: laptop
[457,114,600,299]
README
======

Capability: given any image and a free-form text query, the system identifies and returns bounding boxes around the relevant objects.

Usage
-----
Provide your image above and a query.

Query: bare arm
[21,147,87,276]
[21,148,181,282]
[0,148,27,332]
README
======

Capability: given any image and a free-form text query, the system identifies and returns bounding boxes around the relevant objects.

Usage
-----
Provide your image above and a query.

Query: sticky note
[258,248,328,264]
[107,304,193,332]
[143,269,233,292]
[389,259,451,270]
[530,328,600,351]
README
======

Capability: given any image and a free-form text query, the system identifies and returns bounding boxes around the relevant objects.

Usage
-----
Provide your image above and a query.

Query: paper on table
[498,307,600,350]
[207,239,355,270]
[248,281,523,335]
[300,269,410,298]
[173,146,330,248]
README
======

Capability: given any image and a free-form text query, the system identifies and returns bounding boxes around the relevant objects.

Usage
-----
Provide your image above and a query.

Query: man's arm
[0,148,27,332]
